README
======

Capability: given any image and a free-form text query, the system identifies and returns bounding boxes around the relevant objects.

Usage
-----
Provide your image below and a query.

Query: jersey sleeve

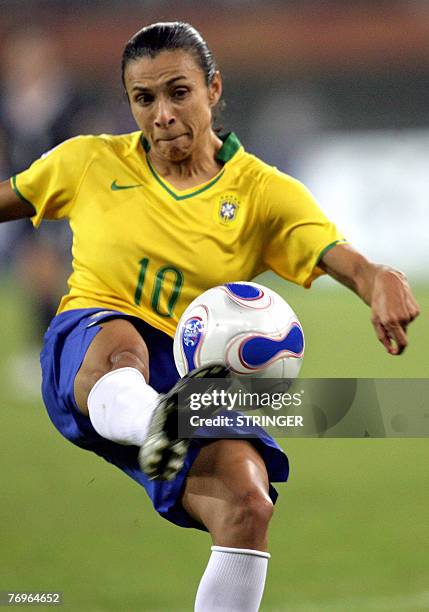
[10,136,95,227]
[261,168,346,288]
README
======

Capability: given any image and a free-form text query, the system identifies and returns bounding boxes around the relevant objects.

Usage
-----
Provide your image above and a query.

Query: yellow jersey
[11,132,345,337]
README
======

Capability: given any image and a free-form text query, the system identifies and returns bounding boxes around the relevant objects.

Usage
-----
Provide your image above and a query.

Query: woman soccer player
[0,22,419,611]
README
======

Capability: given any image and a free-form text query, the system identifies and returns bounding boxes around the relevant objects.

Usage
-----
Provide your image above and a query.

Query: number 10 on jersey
[134,257,184,318]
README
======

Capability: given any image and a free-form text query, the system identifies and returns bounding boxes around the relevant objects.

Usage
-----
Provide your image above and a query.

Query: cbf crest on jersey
[216,194,240,227]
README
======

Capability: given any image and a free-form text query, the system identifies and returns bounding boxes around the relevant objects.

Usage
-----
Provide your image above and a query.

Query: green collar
[216,132,242,162]
[139,132,241,163]
[140,132,241,201]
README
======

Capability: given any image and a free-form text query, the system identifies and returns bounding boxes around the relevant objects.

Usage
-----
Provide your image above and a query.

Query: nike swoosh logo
[111,179,143,191]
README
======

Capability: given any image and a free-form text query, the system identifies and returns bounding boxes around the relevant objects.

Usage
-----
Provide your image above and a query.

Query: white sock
[194,546,270,612]
[87,367,158,445]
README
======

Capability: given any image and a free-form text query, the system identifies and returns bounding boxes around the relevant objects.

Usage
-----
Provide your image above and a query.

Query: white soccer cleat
[138,363,230,481]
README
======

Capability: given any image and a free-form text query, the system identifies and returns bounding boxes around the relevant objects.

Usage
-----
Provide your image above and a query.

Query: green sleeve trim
[11,175,37,215]
[317,239,347,264]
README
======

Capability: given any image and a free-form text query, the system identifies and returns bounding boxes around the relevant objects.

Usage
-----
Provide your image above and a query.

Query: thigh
[74,317,150,415]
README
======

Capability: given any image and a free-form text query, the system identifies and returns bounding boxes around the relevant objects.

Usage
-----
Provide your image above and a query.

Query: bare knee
[78,347,148,403]
[219,490,274,549]
[74,319,150,415]
[108,348,149,378]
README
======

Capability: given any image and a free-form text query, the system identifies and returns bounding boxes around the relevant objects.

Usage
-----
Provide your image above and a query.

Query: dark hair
[121,21,218,89]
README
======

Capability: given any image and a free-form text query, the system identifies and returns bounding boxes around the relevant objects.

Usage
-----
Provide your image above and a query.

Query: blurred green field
[1,276,428,611]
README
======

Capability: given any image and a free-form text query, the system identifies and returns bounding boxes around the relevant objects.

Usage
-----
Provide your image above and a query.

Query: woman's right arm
[0,179,35,222]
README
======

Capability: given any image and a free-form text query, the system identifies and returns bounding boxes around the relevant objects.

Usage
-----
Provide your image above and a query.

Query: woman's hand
[319,243,420,355]
[370,266,420,355]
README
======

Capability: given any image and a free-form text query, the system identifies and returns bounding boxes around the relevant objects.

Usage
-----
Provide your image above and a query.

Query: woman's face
[124,49,222,162]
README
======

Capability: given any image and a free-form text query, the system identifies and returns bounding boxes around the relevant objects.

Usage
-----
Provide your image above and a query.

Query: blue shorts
[40,308,289,529]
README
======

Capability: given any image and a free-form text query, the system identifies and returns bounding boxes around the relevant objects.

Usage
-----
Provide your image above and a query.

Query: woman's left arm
[319,243,420,355]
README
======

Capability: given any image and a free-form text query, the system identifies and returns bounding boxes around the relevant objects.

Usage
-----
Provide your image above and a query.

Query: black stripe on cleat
[138,363,230,480]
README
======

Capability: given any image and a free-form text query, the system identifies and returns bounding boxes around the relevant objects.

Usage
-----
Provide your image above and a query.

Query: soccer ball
[173,281,304,379]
